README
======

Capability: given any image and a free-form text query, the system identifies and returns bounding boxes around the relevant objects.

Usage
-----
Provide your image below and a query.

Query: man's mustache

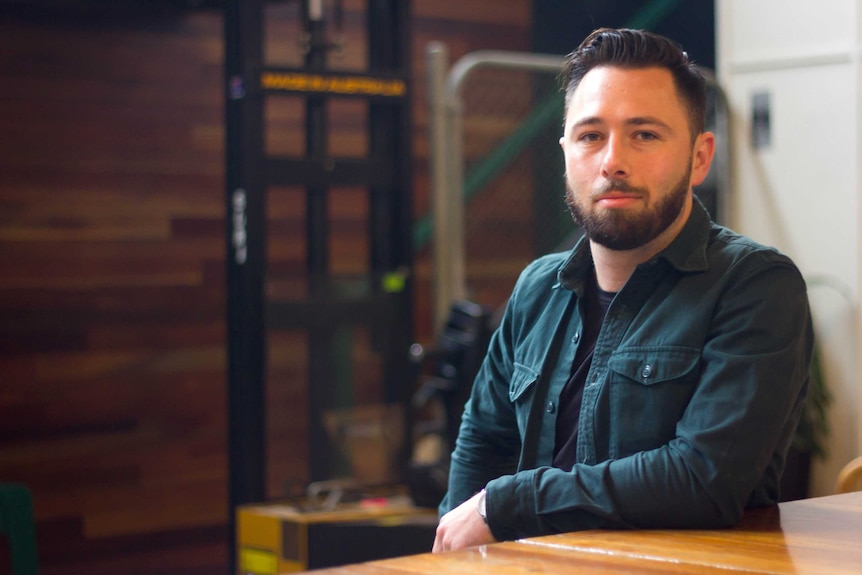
[595,180,646,197]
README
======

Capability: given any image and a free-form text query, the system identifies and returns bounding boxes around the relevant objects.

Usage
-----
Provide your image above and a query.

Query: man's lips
[594,191,644,208]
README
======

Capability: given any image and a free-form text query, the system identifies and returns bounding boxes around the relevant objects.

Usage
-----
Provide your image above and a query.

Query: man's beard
[564,167,691,251]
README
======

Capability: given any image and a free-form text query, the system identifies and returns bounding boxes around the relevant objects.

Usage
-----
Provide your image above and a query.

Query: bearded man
[433,28,813,553]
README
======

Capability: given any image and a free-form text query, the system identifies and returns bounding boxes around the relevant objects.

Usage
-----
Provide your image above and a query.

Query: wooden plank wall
[0,1,532,574]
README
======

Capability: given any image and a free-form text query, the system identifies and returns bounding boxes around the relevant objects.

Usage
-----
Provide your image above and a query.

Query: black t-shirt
[552,273,615,471]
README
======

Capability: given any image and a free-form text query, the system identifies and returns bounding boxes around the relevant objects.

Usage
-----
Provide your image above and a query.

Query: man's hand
[432,490,497,553]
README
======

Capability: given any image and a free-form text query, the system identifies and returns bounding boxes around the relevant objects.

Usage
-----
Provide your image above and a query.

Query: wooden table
[301,491,862,574]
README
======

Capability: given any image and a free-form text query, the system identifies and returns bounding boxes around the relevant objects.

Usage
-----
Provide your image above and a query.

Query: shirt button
[571,331,580,344]
[641,364,653,379]
[546,401,556,414]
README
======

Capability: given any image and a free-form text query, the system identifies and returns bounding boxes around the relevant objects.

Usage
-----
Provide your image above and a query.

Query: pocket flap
[509,362,539,401]
[608,347,699,385]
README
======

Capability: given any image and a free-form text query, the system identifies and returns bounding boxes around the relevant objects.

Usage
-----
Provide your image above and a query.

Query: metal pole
[303,0,336,483]
[443,51,564,324]
[702,71,733,227]
[426,42,453,333]
[225,0,266,571]
[446,87,466,315]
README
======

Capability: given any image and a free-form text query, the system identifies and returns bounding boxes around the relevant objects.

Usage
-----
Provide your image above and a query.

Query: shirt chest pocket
[509,362,540,401]
[607,347,700,386]
[509,362,540,437]
[606,346,700,457]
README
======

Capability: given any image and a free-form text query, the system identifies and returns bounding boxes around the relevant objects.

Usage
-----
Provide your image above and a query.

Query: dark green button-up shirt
[440,199,813,542]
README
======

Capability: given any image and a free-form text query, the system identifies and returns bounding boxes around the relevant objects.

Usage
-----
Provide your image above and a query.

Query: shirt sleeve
[438,263,533,517]
[484,255,813,541]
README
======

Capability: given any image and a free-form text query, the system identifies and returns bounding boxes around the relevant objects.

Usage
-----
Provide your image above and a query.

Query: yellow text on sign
[260,72,406,97]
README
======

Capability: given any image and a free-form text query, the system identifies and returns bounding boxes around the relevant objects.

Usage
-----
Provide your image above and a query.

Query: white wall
[717,0,861,497]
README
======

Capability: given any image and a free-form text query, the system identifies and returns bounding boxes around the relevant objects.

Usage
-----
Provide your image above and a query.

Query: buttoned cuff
[485,470,539,541]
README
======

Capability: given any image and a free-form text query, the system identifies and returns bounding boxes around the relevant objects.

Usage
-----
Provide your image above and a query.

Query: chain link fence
[458,64,572,314]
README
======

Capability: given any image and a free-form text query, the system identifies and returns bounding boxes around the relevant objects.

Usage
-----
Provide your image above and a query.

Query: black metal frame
[225,0,413,570]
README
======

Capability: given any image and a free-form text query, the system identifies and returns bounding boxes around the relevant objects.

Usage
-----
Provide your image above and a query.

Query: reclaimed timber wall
[0,1,532,574]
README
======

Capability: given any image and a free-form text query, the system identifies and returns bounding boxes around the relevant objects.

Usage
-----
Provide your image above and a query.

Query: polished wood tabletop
[302,491,862,574]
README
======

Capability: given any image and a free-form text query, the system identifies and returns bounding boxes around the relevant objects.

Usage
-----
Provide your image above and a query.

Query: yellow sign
[260,71,406,97]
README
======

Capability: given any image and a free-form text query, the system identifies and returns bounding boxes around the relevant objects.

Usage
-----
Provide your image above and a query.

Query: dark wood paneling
[0,2,531,574]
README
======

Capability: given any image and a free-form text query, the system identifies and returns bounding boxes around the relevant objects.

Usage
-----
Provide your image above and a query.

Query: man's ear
[690,131,716,187]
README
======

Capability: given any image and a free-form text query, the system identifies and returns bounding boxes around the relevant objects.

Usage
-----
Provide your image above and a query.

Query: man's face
[559,66,713,251]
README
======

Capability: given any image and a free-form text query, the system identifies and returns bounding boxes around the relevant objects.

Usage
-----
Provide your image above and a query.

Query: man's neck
[591,244,649,292]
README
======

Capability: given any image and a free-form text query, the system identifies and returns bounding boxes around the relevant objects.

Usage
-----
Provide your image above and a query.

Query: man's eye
[635,131,659,141]
[578,133,601,143]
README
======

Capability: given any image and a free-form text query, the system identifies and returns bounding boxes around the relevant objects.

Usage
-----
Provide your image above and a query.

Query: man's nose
[601,135,629,178]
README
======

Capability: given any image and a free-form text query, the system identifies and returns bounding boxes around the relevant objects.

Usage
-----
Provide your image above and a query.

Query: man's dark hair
[560,28,707,139]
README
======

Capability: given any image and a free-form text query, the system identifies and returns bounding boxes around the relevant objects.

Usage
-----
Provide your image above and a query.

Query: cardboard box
[323,404,405,485]
[236,497,437,573]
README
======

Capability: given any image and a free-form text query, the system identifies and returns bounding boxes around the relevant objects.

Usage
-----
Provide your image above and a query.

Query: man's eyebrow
[570,116,603,130]
[627,116,673,131]
[569,116,673,131]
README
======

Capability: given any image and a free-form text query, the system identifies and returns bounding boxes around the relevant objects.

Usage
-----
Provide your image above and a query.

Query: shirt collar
[557,196,712,292]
